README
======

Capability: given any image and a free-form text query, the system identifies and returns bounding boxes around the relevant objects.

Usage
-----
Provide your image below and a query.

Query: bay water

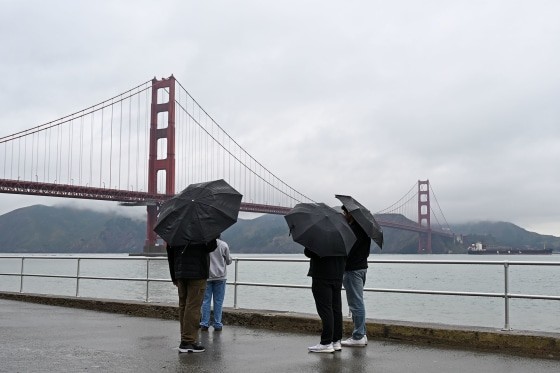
[0,253,559,333]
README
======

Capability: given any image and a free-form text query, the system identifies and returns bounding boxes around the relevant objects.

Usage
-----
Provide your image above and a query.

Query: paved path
[1,299,558,373]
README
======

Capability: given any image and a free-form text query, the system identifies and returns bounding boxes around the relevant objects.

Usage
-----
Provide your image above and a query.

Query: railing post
[19,257,24,293]
[76,258,81,297]
[146,258,150,302]
[233,258,239,309]
[502,261,511,331]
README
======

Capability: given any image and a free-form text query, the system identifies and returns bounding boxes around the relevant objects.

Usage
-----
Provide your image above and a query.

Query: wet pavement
[1,299,558,373]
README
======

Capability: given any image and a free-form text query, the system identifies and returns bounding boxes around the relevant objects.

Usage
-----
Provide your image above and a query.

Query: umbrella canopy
[284,202,356,257]
[154,179,242,246]
[335,194,384,249]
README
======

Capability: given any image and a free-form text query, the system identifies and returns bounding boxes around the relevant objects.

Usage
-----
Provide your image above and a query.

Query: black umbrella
[154,179,242,246]
[335,194,384,249]
[284,202,356,257]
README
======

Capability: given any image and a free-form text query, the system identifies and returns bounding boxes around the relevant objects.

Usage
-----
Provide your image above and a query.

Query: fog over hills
[0,205,559,253]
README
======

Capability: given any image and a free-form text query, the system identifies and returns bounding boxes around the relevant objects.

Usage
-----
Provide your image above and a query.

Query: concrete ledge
[1,291,558,359]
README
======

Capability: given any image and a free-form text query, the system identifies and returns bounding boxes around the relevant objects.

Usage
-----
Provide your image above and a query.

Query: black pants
[311,277,343,345]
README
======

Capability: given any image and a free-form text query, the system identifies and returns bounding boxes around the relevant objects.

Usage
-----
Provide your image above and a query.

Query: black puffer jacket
[166,240,217,281]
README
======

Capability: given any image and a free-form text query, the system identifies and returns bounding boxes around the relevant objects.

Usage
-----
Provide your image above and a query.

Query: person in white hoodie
[199,236,233,331]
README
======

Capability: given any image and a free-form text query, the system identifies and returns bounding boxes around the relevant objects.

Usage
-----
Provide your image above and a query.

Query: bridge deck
[1,299,557,373]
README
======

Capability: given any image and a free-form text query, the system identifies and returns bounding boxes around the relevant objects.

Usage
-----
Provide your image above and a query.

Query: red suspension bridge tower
[417,179,432,253]
[145,76,176,251]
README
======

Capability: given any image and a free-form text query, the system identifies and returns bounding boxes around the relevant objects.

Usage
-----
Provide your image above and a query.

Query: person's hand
[172,280,178,287]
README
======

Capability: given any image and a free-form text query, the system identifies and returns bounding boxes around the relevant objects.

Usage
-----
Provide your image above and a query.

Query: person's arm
[223,242,233,265]
[166,244,177,286]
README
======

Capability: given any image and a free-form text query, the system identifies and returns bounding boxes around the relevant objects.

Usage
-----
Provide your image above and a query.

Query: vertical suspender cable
[93,108,98,188]
[119,98,123,189]
[47,128,50,182]
[68,118,73,183]
[109,103,114,188]
[79,116,83,184]
[128,97,132,189]
[136,90,140,190]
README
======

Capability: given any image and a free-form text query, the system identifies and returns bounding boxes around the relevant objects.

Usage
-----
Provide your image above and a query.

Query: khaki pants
[177,279,207,343]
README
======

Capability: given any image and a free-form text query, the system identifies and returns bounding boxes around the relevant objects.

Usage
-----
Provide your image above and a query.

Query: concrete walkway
[1,299,559,373]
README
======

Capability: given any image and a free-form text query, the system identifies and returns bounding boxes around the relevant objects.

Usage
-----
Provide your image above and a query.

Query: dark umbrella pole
[335,194,384,249]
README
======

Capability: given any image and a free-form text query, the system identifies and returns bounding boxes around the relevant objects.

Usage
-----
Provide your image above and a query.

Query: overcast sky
[1,0,560,236]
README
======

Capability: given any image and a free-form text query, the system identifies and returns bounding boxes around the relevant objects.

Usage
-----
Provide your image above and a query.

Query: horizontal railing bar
[364,287,504,298]
[508,293,560,301]
[368,259,560,266]
[225,258,308,263]
[11,273,560,301]
[0,255,163,261]
[15,273,170,282]
[228,281,310,289]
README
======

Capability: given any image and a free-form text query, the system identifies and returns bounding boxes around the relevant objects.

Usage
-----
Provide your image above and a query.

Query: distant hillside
[0,205,145,253]
[221,214,301,253]
[1,205,558,253]
[451,221,560,251]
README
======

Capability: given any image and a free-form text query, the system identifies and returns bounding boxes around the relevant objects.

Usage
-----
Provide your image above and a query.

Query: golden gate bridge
[0,75,454,253]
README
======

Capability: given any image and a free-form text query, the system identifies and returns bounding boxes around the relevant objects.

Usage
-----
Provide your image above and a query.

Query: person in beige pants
[167,240,217,353]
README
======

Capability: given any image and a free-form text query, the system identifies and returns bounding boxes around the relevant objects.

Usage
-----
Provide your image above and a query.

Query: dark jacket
[345,221,371,271]
[166,240,218,282]
[304,248,346,280]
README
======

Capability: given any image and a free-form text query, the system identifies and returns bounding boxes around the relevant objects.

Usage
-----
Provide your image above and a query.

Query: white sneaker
[340,336,367,347]
[308,342,335,353]
[333,340,342,351]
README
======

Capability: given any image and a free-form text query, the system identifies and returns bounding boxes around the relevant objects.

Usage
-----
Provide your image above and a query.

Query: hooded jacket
[208,239,233,281]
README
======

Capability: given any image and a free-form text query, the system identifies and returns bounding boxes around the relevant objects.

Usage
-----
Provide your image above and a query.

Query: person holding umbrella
[155,179,243,353]
[166,239,218,353]
[303,247,347,353]
[285,203,356,353]
[335,195,384,348]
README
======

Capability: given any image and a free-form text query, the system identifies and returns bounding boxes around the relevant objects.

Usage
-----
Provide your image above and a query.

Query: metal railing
[1,255,559,330]
[0,256,169,302]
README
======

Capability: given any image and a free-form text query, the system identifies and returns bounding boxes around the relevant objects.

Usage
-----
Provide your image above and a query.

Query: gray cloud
[1,0,560,235]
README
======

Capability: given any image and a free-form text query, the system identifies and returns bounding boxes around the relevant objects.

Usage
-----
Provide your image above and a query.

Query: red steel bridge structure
[0,76,454,253]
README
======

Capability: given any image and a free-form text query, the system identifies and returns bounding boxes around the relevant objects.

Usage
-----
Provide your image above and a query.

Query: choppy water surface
[0,253,558,333]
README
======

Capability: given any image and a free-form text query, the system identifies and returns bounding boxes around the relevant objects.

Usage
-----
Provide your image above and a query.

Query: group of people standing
[165,205,371,354]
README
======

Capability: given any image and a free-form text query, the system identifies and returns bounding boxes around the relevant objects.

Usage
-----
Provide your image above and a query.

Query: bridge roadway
[1,299,558,373]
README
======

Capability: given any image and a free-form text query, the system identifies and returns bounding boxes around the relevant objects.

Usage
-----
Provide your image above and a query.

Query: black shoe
[200,326,209,331]
[178,342,205,353]
[214,326,222,332]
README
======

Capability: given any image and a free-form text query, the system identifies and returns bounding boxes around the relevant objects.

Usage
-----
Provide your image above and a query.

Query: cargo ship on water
[467,242,553,255]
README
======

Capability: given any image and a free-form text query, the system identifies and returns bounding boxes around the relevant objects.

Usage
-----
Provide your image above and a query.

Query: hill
[0,205,145,253]
[1,205,559,253]
[451,221,560,251]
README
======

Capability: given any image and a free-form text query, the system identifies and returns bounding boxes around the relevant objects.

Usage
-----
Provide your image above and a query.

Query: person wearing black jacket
[167,239,217,353]
[304,247,346,353]
[340,206,371,347]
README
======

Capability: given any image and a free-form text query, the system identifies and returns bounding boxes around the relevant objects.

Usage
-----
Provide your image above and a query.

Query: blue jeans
[200,280,227,328]
[343,269,367,339]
